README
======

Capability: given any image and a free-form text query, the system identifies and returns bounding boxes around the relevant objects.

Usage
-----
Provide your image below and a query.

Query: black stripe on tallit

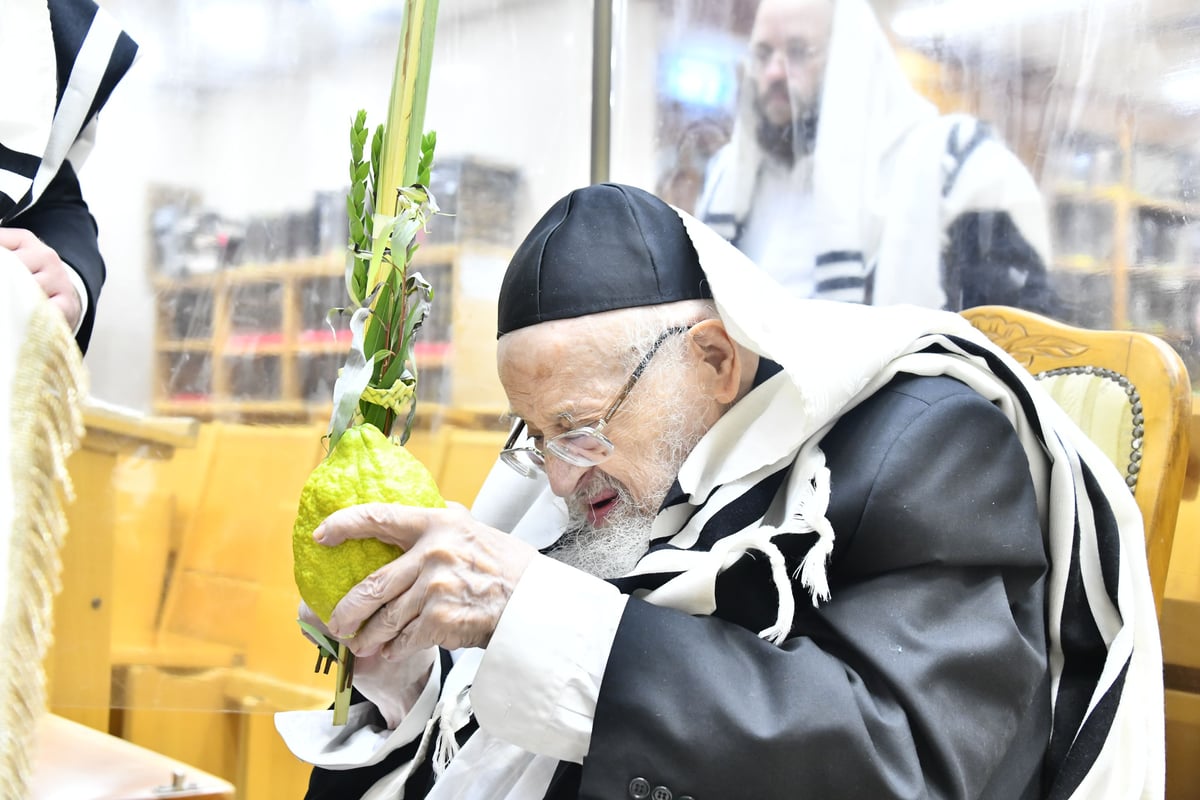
[84,29,139,129]
[701,212,738,227]
[607,465,792,598]
[940,334,1122,791]
[815,276,866,293]
[689,466,791,552]
[48,0,99,109]
[942,120,992,198]
[0,146,40,179]
[1082,460,1123,608]
[1044,657,1131,800]
[940,336,1047,430]
[815,250,863,266]
[1043,491,1109,782]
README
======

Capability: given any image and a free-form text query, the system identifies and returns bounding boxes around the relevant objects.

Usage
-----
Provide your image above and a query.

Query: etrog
[293,422,445,623]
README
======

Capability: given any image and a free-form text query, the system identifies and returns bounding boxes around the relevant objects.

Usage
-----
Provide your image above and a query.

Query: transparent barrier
[23,0,1200,797]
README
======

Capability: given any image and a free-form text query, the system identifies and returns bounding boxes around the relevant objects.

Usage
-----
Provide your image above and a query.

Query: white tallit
[0,0,138,222]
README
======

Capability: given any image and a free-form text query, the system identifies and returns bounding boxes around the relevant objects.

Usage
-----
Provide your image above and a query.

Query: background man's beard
[754,93,820,166]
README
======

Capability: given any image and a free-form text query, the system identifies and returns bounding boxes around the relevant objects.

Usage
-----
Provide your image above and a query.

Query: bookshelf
[152,243,513,424]
[1045,110,1199,385]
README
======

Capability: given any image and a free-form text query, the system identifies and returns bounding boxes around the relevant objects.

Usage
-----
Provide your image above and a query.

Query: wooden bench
[106,418,510,797]
[110,422,329,797]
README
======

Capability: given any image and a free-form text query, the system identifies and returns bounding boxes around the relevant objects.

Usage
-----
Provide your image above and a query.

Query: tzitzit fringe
[0,302,86,799]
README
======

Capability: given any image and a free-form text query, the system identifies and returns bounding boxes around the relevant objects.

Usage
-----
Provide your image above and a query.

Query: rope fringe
[0,300,86,799]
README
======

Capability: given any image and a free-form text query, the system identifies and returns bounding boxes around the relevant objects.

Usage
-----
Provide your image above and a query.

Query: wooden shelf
[1055,254,1109,273]
[159,340,213,353]
[153,243,511,421]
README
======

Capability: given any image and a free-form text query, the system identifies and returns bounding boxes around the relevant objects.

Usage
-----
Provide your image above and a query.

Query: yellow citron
[293,422,445,623]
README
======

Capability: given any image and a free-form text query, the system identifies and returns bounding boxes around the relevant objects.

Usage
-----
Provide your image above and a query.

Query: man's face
[497,311,716,576]
[746,0,834,130]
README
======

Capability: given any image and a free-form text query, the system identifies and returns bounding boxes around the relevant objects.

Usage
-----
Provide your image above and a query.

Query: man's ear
[688,319,740,405]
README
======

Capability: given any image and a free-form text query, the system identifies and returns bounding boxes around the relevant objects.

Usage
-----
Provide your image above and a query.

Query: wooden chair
[962,305,1192,617]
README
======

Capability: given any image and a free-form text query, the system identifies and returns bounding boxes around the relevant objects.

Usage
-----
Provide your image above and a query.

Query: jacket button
[628,777,651,799]
[651,787,673,800]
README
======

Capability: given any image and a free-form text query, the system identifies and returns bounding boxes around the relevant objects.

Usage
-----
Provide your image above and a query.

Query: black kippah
[496,183,711,336]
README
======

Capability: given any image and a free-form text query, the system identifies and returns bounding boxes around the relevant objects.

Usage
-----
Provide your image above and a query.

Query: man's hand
[0,228,82,330]
[317,502,537,663]
[298,600,435,729]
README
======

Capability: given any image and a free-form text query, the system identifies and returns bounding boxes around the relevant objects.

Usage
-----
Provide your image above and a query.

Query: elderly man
[694,0,1058,315]
[278,183,1161,799]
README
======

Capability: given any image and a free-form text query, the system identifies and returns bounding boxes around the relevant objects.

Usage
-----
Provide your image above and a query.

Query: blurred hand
[0,228,81,329]
[298,600,436,729]
[317,502,537,663]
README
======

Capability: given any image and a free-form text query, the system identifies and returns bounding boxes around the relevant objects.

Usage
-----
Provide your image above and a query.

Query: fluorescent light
[892,0,1092,40]
[1162,68,1200,112]
[663,54,735,109]
[192,1,272,67]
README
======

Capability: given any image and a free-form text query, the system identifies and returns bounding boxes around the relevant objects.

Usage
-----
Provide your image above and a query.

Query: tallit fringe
[427,681,472,782]
[748,533,795,646]
[792,464,835,606]
[431,708,460,777]
[0,302,86,799]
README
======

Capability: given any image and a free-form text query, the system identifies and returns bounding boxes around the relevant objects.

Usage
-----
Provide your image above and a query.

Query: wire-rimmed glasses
[500,325,691,478]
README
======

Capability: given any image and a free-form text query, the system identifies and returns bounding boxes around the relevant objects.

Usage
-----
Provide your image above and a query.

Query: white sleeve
[469,554,628,764]
[274,648,442,770]
[64,263,88,335]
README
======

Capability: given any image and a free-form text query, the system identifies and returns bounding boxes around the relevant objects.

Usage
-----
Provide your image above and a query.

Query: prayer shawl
[0,0,137,223]
[314,209,1161,799]
[694,0,1053,311]
[0,261,87,797]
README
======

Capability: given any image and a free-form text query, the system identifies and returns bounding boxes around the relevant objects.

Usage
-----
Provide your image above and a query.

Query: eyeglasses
[500,325,691,478]
[750,40,824,72]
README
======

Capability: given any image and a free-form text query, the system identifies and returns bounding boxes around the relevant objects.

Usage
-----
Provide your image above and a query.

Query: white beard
[547,369,710,579]
[547,480,655,579]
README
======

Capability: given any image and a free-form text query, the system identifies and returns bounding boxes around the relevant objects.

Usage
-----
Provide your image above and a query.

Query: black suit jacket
[307,374,1051,799]
[12,164,106,352]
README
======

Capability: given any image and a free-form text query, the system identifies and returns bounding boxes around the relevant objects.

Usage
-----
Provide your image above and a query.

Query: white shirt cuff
[64,264,88,335]
[470,554,628,763]
[274,651,443,770]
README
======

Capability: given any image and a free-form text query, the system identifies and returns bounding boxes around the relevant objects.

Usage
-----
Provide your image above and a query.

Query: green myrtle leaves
[334,112,441,444]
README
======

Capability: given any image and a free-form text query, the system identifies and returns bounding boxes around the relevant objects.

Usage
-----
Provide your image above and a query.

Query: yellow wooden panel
[237,697,321,800]
[46,446,116,731]
[115,665,240,781]
[167,573,260,651]
[110,489,173,650]
[437,426,509,507]
[1167,689,1200,800]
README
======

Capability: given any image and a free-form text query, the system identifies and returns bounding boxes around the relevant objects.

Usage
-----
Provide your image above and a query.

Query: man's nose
[761,49,789,82]
[544,455,589,497]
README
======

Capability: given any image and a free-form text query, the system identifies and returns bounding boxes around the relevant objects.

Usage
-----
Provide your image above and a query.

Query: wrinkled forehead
[497,314,625,400]
[750,0,834,47]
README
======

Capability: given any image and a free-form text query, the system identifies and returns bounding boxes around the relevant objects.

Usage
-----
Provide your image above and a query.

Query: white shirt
[735,156,818,298]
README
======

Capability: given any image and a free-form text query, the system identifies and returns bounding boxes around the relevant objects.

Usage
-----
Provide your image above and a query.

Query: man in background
[1,0,138,353]
[694,0,1059,315]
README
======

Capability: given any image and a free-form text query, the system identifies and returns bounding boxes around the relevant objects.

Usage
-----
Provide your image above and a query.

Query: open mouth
[586,490,619,527]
